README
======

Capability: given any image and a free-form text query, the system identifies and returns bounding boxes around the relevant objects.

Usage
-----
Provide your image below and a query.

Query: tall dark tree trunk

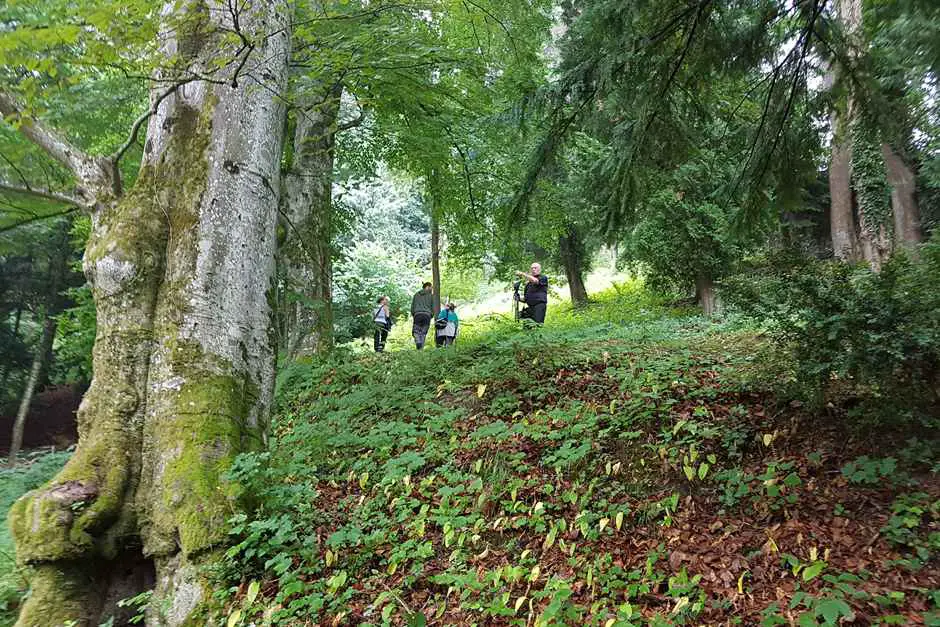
[8,314,57,466]
[829,112,858,261]
[283,83,341,358]
[559,227,588,307]
[881,143,922,247]
[7,2,291,624]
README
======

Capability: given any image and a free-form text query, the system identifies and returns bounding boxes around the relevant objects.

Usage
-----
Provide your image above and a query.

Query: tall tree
[2,0,291,623]
[7,217,72,466]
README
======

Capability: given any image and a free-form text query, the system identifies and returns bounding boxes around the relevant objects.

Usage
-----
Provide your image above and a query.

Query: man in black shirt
[514,262,548,324]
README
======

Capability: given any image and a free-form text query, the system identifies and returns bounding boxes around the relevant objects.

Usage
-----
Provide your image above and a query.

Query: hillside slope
[216,284,939,626]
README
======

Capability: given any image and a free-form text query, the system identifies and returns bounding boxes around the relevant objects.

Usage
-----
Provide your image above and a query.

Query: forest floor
[1,283,937,626]
[217,282,939,626]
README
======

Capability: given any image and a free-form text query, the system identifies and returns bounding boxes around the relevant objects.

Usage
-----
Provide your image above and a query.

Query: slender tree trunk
[881,143,922,247]
[0,306,19,394]
[283,84,340,358]
[8,315,57,466]
[559,227,588,307]
[9,217,71,465]
[431,211,441,315]
[695,274,717,316]
[8,2,291,625]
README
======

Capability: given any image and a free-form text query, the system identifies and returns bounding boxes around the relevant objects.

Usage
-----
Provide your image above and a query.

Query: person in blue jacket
[435,302,459,347]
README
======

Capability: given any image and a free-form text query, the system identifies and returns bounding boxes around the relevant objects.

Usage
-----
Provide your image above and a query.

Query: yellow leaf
[532,501,545,515]
[762,433,773,446]
[514,596,527,613]
[246,580,260,605]
[599,518,609,532]
[477,384,487,398]
[605,620,616,627]
[520,549,531,561]
[615,511,624,531]
[612,461,622,475]
[809,546,818,562]
[737,572,746,594]
[359,472,369,489]
[387,561,397,575]
[765,534,779,554]
[227,610,242,627]
[529,564,541,582]
[671,597,689,614]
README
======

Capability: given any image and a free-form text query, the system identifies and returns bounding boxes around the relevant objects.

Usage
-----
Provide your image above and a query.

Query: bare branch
[0,179,84,207]
[0,90,117,202]
[112,79,196,165]
[0,206,79,234]
[337,101,367,132]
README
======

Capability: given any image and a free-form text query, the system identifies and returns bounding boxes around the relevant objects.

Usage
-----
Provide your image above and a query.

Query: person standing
[373,296,392,352]
[514,262,548,324]
[436,302,459,347]
[410,282,434,349]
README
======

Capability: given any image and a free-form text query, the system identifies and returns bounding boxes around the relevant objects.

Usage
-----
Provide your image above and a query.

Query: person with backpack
[373,296,392,352]
[410,281,434,349]
[514,261,548,324]
[435,302,459,347]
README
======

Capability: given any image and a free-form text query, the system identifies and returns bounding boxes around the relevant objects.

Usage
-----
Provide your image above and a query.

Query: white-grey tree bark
[7,1,291,625]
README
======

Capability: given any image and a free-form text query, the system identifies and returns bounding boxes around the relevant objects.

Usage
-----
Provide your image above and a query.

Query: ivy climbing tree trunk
[6,1,291,625]
[282,83,342,358]
[559,226,588,307]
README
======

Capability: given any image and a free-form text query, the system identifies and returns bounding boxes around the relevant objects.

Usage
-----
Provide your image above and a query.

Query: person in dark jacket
[410,282,434,349]
[514,262,548,324]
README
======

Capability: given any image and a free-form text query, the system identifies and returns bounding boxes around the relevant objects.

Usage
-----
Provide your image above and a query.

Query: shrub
[722,237,940,418]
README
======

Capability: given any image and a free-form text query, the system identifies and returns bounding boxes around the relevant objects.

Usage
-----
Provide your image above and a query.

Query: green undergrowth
[0,448,71,625]
[212,283,938,625]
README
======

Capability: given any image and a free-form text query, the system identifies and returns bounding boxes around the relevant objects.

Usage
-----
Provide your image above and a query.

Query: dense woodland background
[0,0,938,625]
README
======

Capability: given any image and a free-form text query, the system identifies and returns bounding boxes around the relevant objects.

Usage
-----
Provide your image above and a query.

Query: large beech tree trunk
[282,83,341,358]
[559,226,588,307]
[8,1,290,625]
[430,192,442,315]
[882,143,922,247]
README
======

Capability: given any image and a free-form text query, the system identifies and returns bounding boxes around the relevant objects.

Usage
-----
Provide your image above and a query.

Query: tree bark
[8,314,57,466]
[696,274,717,316]
[282,83,341,358]
[431,207,442,315]
[8,1,291,625]
[881,143,922,247]
[9,217,71,465]
[559,226,588,307]
[829,111,858,261]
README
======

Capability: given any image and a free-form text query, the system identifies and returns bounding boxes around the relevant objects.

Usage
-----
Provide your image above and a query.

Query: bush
[722,238,940,415]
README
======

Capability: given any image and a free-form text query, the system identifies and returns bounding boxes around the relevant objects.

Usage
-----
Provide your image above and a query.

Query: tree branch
[112,79,195,165]
[0,206,79,234]
[0,180,84,206]
[0,90,117,203]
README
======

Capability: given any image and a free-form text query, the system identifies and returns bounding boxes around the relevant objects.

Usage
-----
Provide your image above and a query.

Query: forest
[0,0,938,625]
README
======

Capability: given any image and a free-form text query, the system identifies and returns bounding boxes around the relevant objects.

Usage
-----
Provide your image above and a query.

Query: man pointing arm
[514,262,548,325]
